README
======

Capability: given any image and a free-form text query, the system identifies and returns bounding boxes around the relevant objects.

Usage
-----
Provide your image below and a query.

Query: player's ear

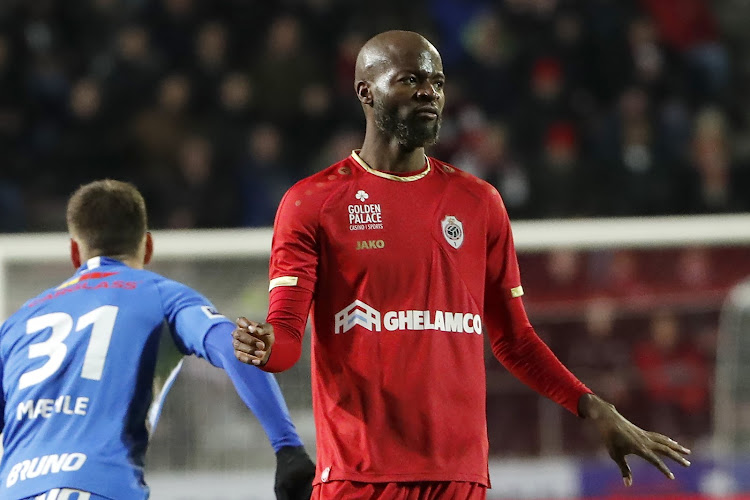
[70,239,82,269]
[143,232,154,266]
[355,81,373,105]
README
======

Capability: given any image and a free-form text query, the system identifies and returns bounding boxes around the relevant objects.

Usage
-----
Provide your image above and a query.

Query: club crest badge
[441,215,464,249]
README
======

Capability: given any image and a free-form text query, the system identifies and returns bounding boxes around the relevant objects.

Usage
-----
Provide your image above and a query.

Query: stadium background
[1,0,750,498]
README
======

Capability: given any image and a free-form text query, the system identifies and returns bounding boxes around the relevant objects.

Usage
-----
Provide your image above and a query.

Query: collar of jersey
[78,256,123,273]
[351,150,431,182]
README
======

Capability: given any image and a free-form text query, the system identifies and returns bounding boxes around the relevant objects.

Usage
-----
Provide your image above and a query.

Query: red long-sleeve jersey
[263,152,590,486]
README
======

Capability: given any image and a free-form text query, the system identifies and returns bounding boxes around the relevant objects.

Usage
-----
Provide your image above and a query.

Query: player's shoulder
[430,157,502,200]
[138,269,197,298]
[285,157,358,199]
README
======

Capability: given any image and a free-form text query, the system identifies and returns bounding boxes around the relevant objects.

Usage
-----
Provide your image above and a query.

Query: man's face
[371,47,445,150]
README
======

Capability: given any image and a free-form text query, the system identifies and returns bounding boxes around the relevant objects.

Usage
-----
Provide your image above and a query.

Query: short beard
[374,100,441,150]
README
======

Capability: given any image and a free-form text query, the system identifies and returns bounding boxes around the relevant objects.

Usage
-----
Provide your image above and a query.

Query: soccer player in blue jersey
[0,180,315,500]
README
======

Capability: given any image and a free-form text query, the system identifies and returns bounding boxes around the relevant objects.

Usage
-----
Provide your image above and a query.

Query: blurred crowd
[1,0,750,232]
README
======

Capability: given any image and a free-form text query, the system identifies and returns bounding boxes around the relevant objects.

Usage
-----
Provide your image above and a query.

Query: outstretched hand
[233,317,275,366]
[579,394,691,486]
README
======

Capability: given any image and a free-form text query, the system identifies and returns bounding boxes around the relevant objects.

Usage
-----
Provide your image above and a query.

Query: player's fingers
[639,448,674,480]
[236,316,261,331]
[234,350,265,366]
[232,339,257,354]
[648,432,691,455]
[232,327,262,346]
[608,449,632,486]
[652,443,691,467]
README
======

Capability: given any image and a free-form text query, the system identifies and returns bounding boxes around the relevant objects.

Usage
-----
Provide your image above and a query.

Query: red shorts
[312,481,487,500]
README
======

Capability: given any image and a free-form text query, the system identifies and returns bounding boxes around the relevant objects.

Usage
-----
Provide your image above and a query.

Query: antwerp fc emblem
[441,215,464,249]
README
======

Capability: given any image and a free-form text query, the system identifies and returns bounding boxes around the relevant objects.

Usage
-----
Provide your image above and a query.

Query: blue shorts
[25,489,110,500]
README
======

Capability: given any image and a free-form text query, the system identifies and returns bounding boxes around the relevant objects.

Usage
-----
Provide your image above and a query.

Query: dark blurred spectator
[676,247,713,290]
[205,72,255,163]
[190,21,230,113]
[429,0,490,66]
[107,25,161,120]
[56,79,129,188]
[0,181,25,232]
[26,55,70,158]
[161,135,235,228]
[236,124,293,227]
[0,33,25,183]
[633,309,710,439]
[513,56,573,158]
[677,107,748,213]
[533,121,590,217]
[567,300,632,409]
[253,16,319,125]
[451,120,532,216]
[545,249,585,297]
[458,11,518,116]
[130,74,192,167]
[588,249,649,299]
[309,127,363,176]
[639,0,729,102]
[149,0,198,68]
[626,16,670,99]
[591,86,676,215]
[289,82,338,172]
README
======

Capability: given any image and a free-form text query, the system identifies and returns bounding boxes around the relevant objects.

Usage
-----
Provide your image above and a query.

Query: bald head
[354,30,445,151]
[355,31,440,83]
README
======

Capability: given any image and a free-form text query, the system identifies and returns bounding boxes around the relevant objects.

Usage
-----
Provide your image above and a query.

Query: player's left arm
[156,280,308,453]
[483,186,690,485]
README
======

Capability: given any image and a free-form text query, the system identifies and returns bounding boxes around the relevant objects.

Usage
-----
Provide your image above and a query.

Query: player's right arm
[156,278,304,451]
[234,186,319,373]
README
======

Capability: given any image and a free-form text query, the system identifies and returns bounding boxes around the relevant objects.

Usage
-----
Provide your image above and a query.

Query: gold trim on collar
[351,150,431,182]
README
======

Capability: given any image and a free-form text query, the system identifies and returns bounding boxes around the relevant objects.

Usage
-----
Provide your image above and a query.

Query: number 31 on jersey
[19,305,119,390]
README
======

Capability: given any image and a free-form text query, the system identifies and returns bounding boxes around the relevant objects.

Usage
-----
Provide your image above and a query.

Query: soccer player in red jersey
[232,30,691,499]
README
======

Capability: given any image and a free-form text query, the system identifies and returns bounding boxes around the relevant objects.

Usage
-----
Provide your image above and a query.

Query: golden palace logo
[356,240,385,250]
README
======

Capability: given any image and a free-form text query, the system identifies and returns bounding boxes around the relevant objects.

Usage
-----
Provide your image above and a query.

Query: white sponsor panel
[488,458,580,499]
[143,459,580,500]
[335,300,482,334]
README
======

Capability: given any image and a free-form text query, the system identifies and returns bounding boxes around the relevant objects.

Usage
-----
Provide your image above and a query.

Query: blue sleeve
[204,322,303,452]
[155,278,231,358]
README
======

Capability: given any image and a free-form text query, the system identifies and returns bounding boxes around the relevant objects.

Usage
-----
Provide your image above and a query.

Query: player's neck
[79,253,144,270]
[359,134,426,174]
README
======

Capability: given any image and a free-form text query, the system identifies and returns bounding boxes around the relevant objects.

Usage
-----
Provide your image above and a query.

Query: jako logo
[6,453,87,487]
[334,300,482,335]
[356,240,385,250]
